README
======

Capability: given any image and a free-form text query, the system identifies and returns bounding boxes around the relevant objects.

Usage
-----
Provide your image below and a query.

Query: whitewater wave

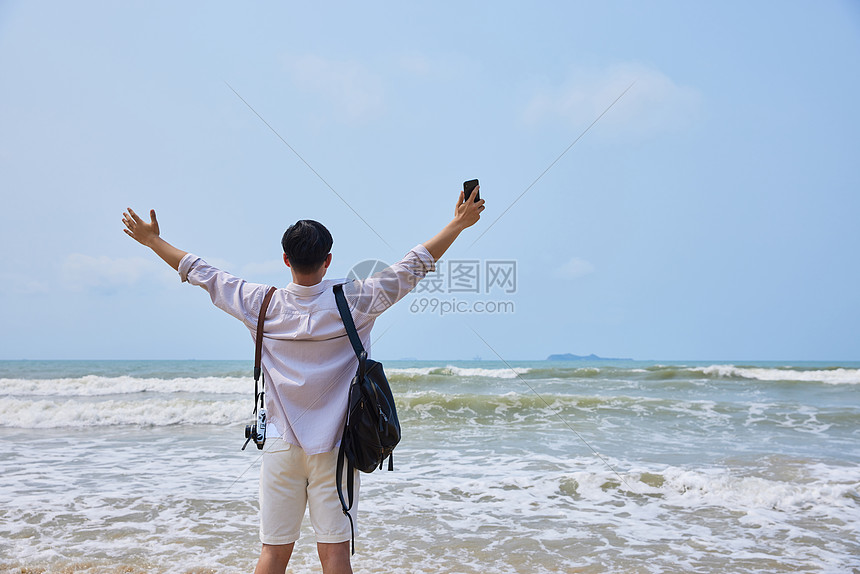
[0,397,247,428]
[388,365,531,380]
[0,392,733,429]
[388,364,860,385]
[561,461,860,515]
[0,375,250,397]
[699,365,860,385]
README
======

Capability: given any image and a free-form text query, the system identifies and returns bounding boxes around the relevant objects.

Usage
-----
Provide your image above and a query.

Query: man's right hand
[453,187,485,231]
[422,187,487,261]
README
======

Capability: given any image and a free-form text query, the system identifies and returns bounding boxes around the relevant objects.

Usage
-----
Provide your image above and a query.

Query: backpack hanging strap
[336,438,357,554]
[333,283,366,361]
[333,283,360,554]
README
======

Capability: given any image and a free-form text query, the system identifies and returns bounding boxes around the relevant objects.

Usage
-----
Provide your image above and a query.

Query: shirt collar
[284,279,335,297]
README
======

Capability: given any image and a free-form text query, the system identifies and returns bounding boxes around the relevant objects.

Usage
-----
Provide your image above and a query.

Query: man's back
[177,245,436,454]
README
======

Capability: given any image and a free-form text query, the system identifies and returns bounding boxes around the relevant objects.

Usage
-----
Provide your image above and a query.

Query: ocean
[0,360,858,573]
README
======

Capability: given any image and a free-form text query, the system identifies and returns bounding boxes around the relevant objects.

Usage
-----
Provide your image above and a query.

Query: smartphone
[463,179,480,202]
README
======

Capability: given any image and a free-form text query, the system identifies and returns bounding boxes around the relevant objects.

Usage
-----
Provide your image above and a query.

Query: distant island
[546,353,632,361]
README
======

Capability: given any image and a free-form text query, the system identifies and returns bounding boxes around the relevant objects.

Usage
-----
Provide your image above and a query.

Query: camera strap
[243,286,277,451]
[254,286,278,397]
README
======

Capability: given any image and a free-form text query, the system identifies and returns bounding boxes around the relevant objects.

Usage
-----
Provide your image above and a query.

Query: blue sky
[1,1,858,361]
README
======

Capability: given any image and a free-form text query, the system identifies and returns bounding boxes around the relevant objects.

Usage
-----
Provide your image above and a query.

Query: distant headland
[546,353,633,361]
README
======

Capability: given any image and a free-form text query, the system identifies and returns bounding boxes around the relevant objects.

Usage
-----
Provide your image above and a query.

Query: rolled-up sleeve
[179,253,267,327]
[178,253,200,283]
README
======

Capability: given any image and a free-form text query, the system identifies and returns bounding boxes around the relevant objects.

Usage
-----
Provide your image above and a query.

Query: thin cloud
[61,254,176,293]
[284,54,385,123]
[397,53,434,78]
[554,257,596,280]
[0,272,50,295]
[396,52,467,80]
[524,63,701,140]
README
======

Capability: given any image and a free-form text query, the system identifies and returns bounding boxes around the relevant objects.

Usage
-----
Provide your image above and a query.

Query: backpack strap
[336,441,357,555]
[333,283,361,554]
[333,283,366,361]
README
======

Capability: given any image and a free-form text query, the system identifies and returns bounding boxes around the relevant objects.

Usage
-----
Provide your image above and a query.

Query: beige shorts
[259,438,359,545]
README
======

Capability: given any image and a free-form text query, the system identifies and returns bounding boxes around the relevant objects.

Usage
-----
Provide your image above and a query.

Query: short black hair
[281,220,333,274]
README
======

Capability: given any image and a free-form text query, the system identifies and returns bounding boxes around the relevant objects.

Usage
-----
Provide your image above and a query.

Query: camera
[243,407,267,450]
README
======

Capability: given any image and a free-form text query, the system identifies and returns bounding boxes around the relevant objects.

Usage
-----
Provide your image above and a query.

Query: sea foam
[701,365,860,384]
[0,375,249,397]
[0,397,247,427]
[388,365,530,379]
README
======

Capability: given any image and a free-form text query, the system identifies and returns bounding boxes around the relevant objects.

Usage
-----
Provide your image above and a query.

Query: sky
[1,1,858,361]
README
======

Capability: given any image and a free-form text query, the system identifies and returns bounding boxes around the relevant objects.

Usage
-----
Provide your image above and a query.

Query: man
[121,188,485,574]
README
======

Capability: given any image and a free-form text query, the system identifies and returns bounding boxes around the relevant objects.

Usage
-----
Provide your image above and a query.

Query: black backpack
[332,283,401,553]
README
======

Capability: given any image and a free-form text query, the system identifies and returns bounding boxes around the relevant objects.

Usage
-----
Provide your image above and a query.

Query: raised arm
[122,208,187,271]
[422,187,486,261]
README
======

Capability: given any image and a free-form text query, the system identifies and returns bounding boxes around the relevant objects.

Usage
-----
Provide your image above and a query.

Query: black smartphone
[463,179,480,202]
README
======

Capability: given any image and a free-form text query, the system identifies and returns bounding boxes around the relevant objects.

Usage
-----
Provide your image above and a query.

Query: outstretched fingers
[122,207,159,244]
[122,210,135,232]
